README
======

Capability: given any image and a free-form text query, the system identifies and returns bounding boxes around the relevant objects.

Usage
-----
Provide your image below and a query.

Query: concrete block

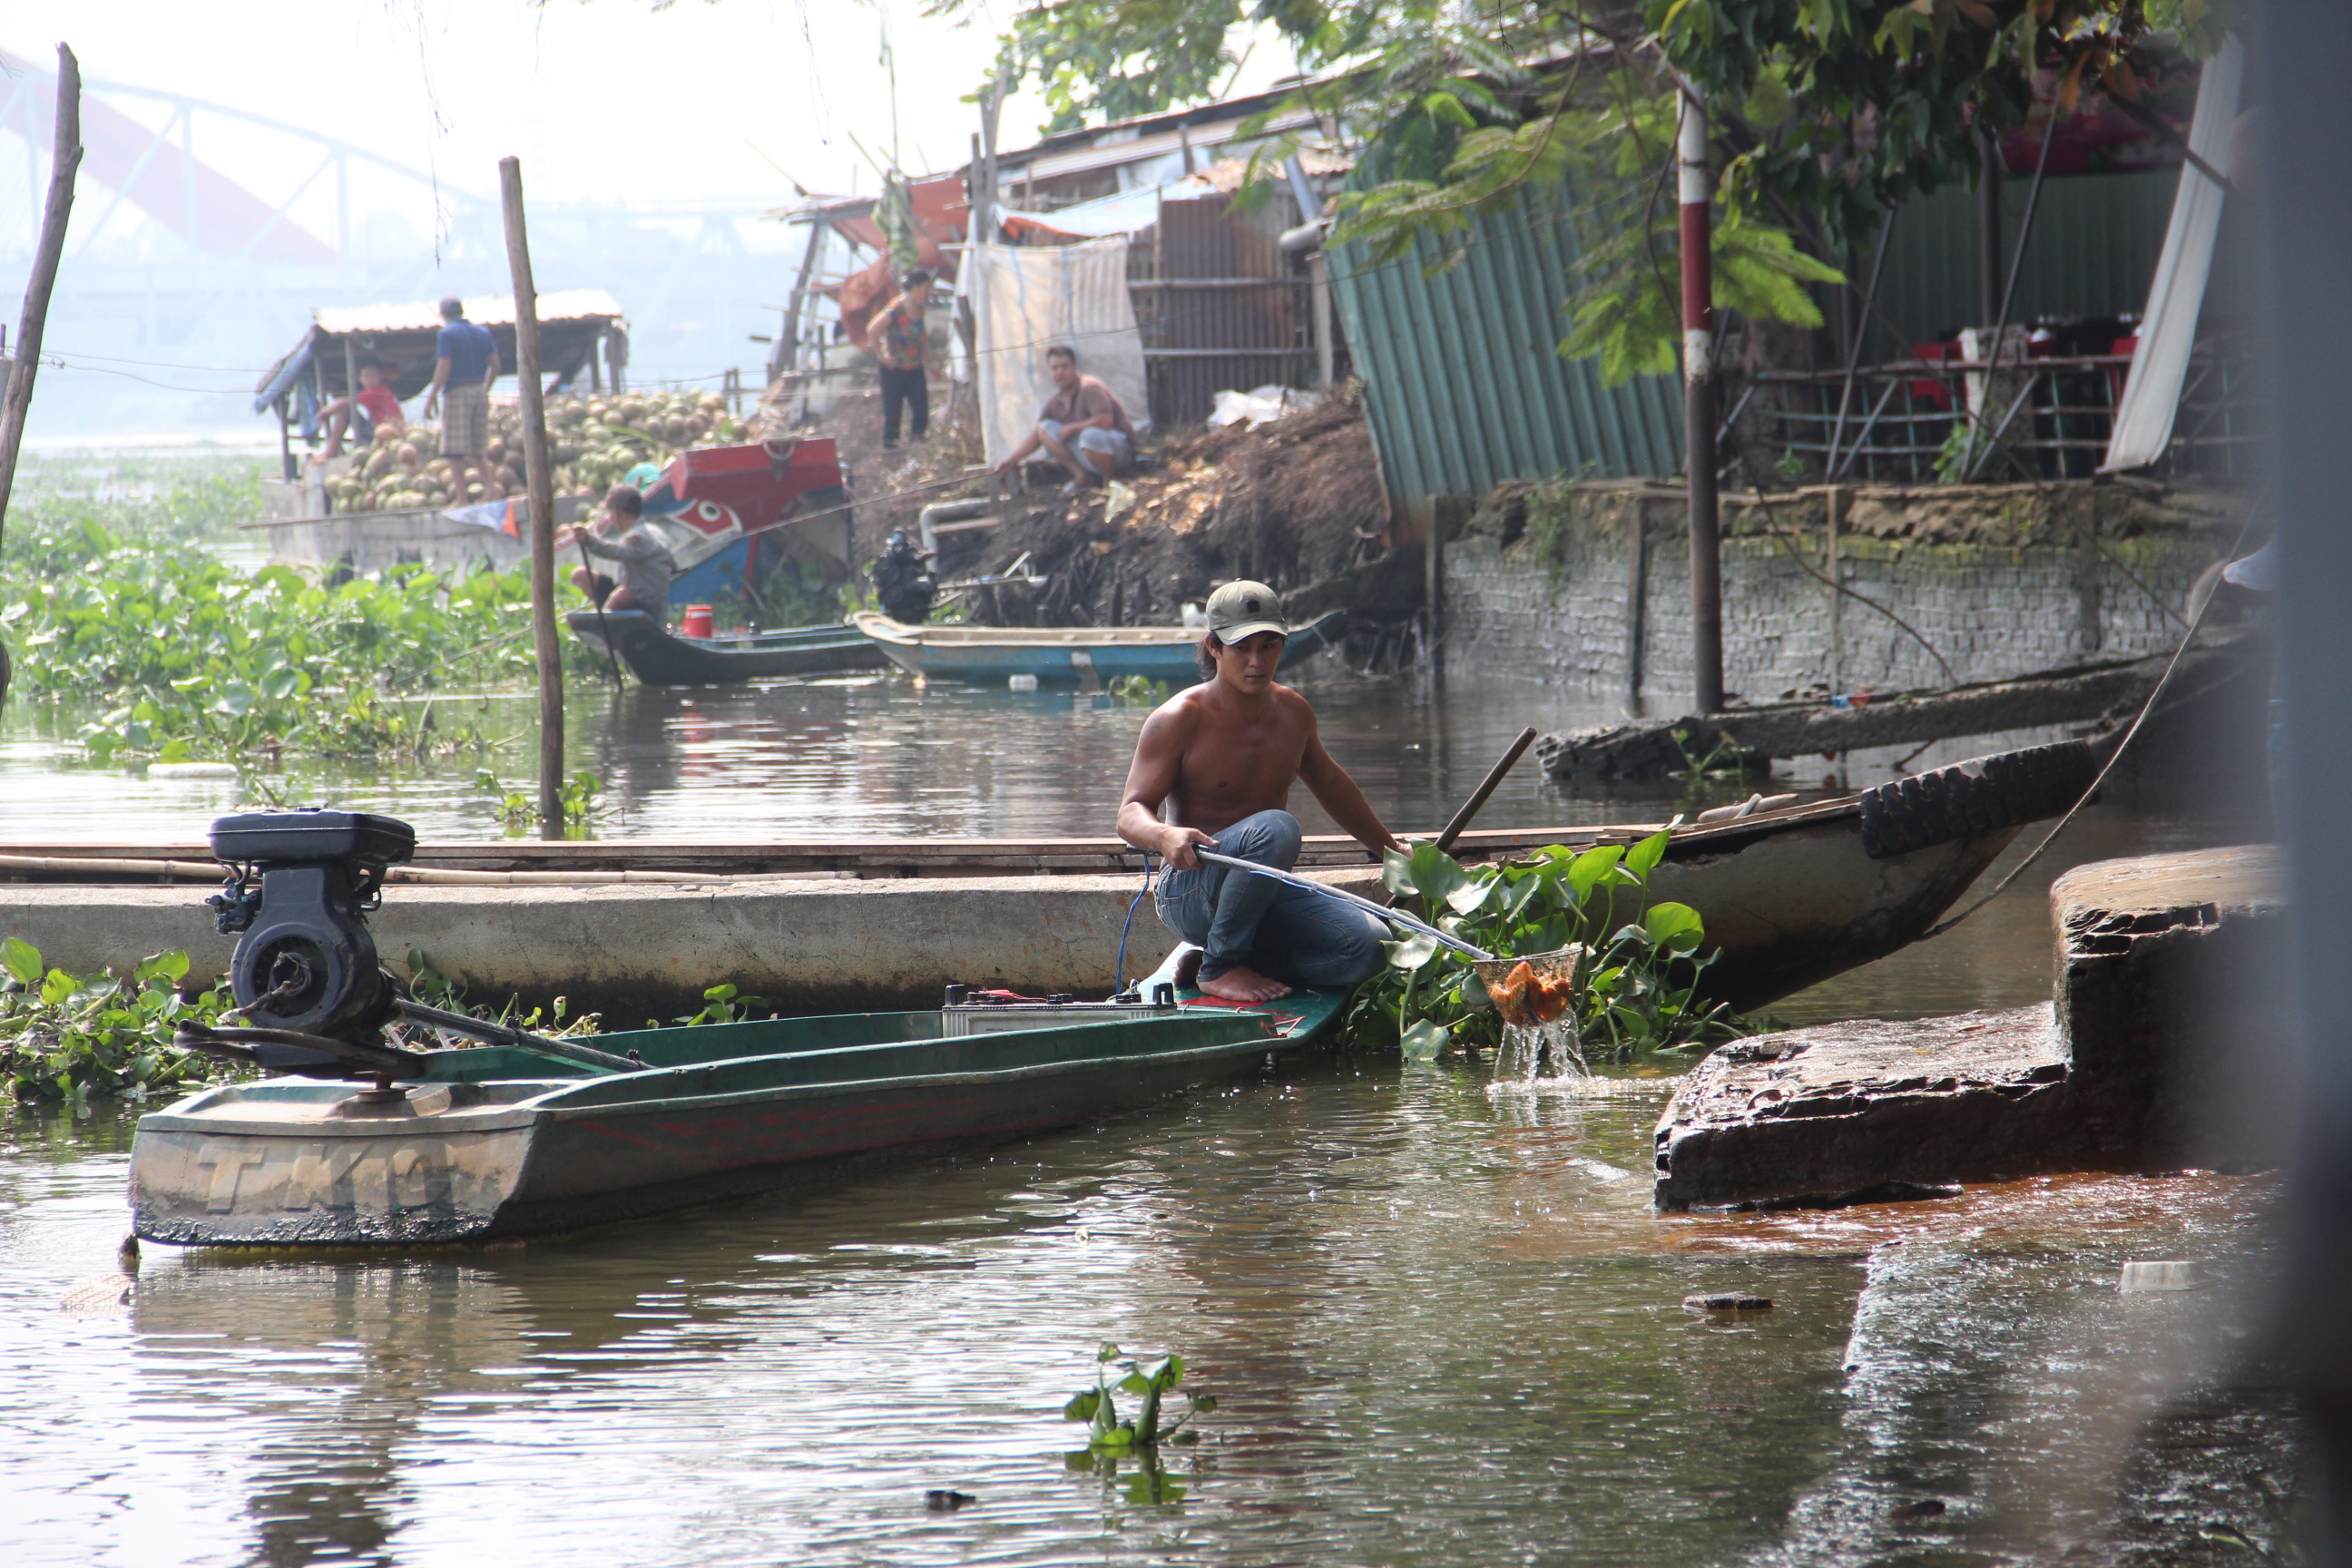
[1653,1006,2072,1210]
[1653,844,2287,1209]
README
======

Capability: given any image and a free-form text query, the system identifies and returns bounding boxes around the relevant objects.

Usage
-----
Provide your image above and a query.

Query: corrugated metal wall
[1329,165,2179,506]
[1327,184,1686,506]
[1867,170,2177,352]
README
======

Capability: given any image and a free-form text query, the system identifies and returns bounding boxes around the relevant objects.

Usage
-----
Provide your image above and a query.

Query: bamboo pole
[499,156,564,840]
[0,44,83,558]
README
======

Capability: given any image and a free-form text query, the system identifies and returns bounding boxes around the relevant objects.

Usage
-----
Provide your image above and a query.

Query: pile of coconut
[328,389,751,514]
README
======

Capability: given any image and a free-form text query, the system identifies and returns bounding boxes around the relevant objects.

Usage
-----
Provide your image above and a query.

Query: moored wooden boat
[851,609,1347,685]
[129,982,1343,1247]
[1,742,2101,1015]
[564,609,885,685]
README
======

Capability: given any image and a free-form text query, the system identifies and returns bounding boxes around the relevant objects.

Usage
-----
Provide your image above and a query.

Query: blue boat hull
[855,609,1347,685]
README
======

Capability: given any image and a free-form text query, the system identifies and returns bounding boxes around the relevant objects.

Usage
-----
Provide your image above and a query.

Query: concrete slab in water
[1657,843,2288,1210]
[1653,1005,2070,1210]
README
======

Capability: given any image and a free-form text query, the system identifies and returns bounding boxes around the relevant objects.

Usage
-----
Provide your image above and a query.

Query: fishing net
[1473,946,1589,1086]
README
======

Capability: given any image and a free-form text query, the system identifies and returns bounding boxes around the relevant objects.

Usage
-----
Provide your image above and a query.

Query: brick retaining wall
[1439,480,2242,700]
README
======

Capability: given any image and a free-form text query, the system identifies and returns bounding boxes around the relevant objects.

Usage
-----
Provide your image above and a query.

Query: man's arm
[580,530,663,564]
[1298,721,1403,858]
[1116,701,1218,868]
[485,350,500,385]
[424,354,451,417]
[994,425,1045,474]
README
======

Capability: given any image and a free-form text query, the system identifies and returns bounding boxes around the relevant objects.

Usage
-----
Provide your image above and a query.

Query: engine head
[207,809,416,1042]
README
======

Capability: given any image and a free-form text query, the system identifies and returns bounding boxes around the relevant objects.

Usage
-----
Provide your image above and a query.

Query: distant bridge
[0,50,799,436]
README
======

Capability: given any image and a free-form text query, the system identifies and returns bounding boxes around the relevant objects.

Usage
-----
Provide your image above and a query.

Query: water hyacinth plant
[0,939,237,1103]
[1347,830,1752,1063]
[3,514,584,762]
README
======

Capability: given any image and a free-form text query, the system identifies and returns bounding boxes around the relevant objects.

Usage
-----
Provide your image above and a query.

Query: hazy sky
[18,1,1296,223]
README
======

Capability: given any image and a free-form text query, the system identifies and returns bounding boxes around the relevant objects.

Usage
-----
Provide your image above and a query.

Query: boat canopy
[251,289,625,414]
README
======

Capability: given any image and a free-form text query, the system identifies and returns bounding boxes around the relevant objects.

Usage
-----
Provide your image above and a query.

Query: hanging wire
[1112,853,1158,993]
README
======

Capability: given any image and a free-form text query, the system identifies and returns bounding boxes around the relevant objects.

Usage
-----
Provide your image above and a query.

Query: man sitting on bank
[1116,580,1403,1003]
[992,344,1136,496]
[556,485,675,621]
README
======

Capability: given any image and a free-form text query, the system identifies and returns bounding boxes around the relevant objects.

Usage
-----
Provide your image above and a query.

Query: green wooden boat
[127,977,1345,1248]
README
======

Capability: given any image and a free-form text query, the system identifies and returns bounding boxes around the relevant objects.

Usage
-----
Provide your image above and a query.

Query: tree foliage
[952,0,2236,380]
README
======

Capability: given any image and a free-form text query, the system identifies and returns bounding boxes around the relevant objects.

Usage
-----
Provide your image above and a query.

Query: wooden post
[1424,504,1444,673]
[0,44,82,554]
[500,156,564,841]
[1623,509,1648,711]
[1678,86,1723,712]
[2075,509,2103,654]
[1825,485,1845,696]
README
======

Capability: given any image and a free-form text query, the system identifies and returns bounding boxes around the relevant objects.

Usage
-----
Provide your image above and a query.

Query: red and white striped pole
[1679,85,1724,713]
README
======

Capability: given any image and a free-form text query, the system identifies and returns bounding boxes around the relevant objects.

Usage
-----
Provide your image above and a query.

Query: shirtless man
[1117,580,1403,1002]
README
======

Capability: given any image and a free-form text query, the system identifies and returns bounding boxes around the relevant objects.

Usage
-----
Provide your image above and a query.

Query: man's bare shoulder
[1142,682,1214,733]
[1269,683,1318,724]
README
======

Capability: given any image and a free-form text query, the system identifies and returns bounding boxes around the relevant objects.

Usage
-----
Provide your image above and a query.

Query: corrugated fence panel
[1871,170,2178,352]
[1329,179,1684,504]
[1331,164,2173,503]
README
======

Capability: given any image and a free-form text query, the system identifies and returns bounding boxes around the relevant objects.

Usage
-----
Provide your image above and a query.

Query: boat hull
[565,610,884,685]
[852,610,1346,685]
[129,999,1335,1246]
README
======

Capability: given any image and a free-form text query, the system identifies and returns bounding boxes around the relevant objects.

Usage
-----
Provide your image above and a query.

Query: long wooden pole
[1678,86,1722,713]
[0,44,83,555]
[499,156,564,840]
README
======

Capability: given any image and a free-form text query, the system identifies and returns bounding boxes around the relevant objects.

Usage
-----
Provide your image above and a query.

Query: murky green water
[1,1063,2285,1567]
[0,671,2291,1563]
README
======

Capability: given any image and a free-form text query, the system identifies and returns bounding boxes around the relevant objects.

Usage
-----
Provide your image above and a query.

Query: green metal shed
[1328,168,2179,510]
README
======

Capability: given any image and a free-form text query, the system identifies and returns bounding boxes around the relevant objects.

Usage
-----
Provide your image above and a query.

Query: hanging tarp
[998,179,1214,240]
[2102,35,2245,474]
[967,237,1150,466]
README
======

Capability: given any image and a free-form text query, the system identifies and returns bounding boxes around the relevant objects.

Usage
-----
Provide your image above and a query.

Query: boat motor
[187,809,640,1082]
[195,808,423,1077]
[871,527,936,624]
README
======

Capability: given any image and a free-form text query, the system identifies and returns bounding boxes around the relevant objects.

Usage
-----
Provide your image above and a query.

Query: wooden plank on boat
[0,805,1862,884]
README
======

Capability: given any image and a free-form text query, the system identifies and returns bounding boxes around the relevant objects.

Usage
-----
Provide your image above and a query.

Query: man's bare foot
[1198,965,1290,1003]
[1171,947,1203,988]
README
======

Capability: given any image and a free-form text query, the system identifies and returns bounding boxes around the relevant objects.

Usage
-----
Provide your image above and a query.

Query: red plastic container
[681,603,715,639]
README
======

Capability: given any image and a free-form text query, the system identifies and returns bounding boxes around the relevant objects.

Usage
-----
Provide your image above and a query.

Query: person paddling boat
[1116,580,1404,1003]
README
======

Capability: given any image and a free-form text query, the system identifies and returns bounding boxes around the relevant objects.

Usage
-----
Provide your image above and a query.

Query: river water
[0,670,2293,1563]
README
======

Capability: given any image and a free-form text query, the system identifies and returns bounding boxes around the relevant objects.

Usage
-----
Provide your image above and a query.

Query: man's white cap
[1205,580,1288,642]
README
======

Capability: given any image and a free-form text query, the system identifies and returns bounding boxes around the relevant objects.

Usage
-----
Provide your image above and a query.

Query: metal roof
[310,289,623,337]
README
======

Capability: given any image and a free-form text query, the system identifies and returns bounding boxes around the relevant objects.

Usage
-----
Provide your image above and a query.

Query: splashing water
[1487,1016,1593,1096]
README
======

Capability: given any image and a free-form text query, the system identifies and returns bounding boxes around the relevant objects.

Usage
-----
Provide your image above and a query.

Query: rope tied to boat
[1918,499,2261,940]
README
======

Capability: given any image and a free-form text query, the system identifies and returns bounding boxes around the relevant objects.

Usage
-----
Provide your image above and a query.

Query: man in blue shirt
[423,296,500,497]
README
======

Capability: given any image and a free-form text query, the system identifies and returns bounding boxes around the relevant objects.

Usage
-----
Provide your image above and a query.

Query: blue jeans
[1154,809,1388,988]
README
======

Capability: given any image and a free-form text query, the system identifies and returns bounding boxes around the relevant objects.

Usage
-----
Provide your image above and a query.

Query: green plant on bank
[1670,726,1756,783]
[1064,1343,1215,1455]
[672,982,769,1027]
[1347,831,1750,1063]
[475,771,535,833]
[1105,674,1169,705]
[0,939,237,1103]
[474,769,603,838]
[404,948,601,1040]
[3,514,554,762]
[11,451,263,545]
[1933,416,2018,485]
